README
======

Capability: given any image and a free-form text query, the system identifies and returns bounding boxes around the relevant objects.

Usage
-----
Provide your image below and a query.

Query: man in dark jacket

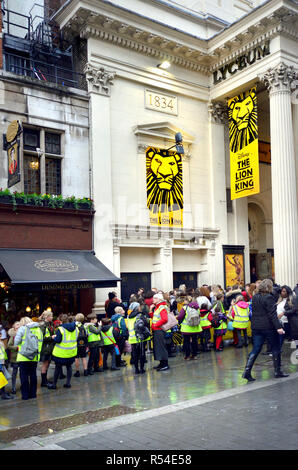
[242,279,288,382]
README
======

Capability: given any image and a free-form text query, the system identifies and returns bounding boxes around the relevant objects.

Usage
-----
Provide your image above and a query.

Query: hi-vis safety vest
[52,327,78,359]
[180,307,202,334]
[0,341,6,362]
[152,304,168,325]
[102,327,115,346]
[16,326,43,362]
[87,325,101,343]
[127,316,150,344]
[200,312,211,328]
[232,305,250,329]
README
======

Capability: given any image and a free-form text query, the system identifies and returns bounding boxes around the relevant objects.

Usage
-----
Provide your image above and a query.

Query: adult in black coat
[242,279,288,382]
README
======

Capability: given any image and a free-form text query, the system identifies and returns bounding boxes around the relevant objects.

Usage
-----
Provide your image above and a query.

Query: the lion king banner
[228,86,260,200]
[146,147,183,227]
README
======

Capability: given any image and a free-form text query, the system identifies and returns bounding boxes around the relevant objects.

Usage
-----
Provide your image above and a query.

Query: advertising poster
[6,120,22,188]
[146,147,183,227]
[228,87,260,200]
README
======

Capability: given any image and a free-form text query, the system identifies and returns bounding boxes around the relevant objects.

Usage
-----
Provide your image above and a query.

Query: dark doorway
[120,272,151,307]
[173,272,197,289]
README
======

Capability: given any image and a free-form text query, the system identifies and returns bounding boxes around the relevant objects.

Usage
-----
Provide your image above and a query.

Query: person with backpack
[47,314,78,390]
[211,304,228,352]
[178,297,202,360]
[127,302,151,374]
[14,317,43,400]
[38,311,55,387]
[111,306,128,368]
[85,313,104,375]
[74,313,88,377]
[101,318,120,371]
[198,303,213,352]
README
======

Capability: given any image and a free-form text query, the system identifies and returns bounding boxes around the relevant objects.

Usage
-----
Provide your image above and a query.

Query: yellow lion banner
[228,87,260,200]
[146,147,183,227]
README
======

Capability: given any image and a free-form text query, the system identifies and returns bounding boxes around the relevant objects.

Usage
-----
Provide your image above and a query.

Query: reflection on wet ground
[0,343,296,431]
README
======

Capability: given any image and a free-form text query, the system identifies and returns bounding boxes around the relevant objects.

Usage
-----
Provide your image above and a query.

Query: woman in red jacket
[150,294,169,371]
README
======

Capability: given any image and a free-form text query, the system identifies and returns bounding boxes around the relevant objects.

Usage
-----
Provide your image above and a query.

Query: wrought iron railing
[3,51,87,90]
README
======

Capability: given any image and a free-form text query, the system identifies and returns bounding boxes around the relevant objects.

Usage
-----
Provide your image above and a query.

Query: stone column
[84,62,117,312]
[208,101,228,287]
[261,62,298,287]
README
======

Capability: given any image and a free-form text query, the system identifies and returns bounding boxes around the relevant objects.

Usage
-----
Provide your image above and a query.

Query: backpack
[77,324,87,347]
[185,306,201,327]
[20,326,39,360]
[134,314,151,341]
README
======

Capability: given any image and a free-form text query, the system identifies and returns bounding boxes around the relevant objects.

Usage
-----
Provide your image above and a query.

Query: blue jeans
[249,329,281,358]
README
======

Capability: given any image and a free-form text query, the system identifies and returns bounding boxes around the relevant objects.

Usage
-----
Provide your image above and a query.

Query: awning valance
[0,249,120,290]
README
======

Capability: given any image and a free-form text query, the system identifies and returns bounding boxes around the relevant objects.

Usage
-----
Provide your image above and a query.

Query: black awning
[0,249,120,290]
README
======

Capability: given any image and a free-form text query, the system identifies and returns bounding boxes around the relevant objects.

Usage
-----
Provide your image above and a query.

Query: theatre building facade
[53,0,298,309]
[1,0,297,314]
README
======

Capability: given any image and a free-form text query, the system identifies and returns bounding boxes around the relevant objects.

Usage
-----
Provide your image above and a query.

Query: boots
[1,387,13,400]
[273,354,289,378]
[242,354,257,382]
[41,372,52,387]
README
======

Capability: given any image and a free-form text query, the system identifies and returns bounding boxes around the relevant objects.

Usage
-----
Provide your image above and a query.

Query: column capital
[208,101,228,124]
[260,62,298,94]
[84,62,116,96]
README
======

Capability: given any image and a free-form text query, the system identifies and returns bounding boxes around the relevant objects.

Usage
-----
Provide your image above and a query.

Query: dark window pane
[46,158,61,195]
[24,155,40,194]
[23,129,40,151]
[45,132,61,155]
[226,188,233,213]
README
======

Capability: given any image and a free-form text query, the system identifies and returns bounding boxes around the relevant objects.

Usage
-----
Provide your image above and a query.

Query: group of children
[0,291,251,399]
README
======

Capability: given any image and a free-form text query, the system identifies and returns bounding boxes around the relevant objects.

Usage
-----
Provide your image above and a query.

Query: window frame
[22,126,63,195]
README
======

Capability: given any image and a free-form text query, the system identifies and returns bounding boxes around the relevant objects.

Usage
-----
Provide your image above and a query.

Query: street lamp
[167,132,184,154]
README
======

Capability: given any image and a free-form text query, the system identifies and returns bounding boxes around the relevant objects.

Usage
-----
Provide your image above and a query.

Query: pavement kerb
[3,372,298,450]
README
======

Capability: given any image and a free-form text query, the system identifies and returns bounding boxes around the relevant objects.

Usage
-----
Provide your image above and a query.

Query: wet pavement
[0,340,297,447]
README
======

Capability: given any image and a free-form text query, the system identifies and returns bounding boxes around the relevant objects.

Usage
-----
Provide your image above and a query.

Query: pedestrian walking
[14,317,43,400]
[242,279,288,382]
[47,314,78,390]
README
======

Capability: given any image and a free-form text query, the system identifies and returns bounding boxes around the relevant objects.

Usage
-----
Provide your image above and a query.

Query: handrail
[3,51,86,90]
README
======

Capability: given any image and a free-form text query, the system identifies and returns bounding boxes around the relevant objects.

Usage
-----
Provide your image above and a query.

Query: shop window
[23,127,62,195]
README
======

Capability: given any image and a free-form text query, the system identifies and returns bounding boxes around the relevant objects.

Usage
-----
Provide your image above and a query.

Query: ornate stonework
[84,62,116,95]
[208,101,228,124]
[261,62,298,94]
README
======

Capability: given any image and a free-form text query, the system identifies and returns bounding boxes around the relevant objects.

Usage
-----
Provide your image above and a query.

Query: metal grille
[24,155,40,194]
[45,132,61,155]
[45,158,61,195]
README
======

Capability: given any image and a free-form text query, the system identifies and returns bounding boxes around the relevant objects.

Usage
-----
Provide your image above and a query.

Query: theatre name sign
[213,41,270,85]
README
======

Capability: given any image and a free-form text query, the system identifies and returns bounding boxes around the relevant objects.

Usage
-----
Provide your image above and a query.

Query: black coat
[285,295,298,340]
[251,293,282,331]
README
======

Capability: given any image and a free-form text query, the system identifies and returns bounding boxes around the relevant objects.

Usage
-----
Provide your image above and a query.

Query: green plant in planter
[54,194,64,209]
[65,195,80,210]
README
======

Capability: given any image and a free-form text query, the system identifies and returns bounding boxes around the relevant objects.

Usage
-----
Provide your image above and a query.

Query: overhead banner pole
[228,86,260,200]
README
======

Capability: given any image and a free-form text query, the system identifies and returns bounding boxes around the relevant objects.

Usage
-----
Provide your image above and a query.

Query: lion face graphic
[228,89,258,153]
[146,147,183,214]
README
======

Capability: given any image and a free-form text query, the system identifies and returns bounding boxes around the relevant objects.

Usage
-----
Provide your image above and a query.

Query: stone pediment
[133,121,195,144]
